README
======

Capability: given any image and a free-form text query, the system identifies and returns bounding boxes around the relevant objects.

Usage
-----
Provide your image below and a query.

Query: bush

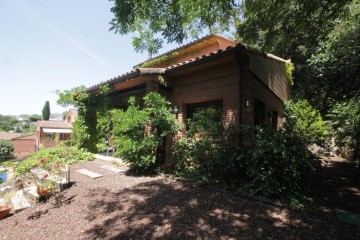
[284,99,328,143]
[0,140,13,160]
[112,92,178,172]
[329,97,360,166]
[14,142,94,175]
[245,128,321,198]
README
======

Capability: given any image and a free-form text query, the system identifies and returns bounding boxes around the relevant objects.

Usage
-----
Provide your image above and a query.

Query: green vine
[73,84,115,152]
[285,62,295,86]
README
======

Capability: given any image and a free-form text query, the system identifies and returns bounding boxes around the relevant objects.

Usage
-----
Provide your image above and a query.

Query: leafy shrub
[0,140,13,160]
[172,108,246,186]
[245,128,321,198]
[329,97,360,166]
[14,142,94,175]
[284,99,328,143]
[112,92,178,172]
[173,103,321,198]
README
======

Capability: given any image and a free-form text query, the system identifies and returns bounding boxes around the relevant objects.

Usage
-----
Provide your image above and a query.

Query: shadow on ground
[82,177,359,239]
[311,157,360,213]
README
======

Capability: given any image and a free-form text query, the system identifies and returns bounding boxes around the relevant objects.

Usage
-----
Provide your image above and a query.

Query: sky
[0,0,178,116]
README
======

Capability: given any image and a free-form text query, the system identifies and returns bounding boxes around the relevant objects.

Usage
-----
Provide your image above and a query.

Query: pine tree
[42,101,50,120]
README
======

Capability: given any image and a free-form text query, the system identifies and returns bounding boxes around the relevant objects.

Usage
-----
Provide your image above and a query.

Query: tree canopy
[42,101,50,120]
[55,85,86,108]
[110,0,239,55]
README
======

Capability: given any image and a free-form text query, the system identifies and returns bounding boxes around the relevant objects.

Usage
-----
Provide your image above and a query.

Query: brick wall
[13,139,36,157]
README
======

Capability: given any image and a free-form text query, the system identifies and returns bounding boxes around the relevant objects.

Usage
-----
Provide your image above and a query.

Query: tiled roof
[0,132,22,140]
[86,35,289,92]
[36,121,72,129]
[134,34,236,68]
[86,71,139,92]
[14,134,36,140]
[164,43,289,72]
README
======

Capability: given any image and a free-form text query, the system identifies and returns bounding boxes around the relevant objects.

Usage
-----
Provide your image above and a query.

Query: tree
[55,85,86,108]
[236,0,357,114]
[109,0,239,53]
[329,97,360,166]
[42,101,50,120]
[305,2,360,113]
[284,100,328,143]
[29,114,42,122]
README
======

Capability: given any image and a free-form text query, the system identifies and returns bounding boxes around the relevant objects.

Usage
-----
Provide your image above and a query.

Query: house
[87,35,290,159]
[49,113,64,121]
[12,134,37,158]
[36,120,72,148]
[64,109,78,125]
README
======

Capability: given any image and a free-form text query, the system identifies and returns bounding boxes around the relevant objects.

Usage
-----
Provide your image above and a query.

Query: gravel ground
[0,158,359,240]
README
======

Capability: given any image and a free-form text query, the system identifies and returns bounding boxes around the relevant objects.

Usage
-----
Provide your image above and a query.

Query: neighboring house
[64,109,78,125]
[12,134,36,157]
[36,121,72,148]
[0,132,22,141]
[49,113,64,121]
[87,35,290,159]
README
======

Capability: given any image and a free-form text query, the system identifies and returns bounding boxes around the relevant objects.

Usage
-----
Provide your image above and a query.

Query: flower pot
[0,204,12,220]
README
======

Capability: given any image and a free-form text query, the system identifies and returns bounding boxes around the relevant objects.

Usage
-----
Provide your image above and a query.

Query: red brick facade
[88,35,290,161]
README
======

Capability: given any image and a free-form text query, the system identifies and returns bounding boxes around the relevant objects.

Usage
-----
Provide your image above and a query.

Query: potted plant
[0,204,12,220]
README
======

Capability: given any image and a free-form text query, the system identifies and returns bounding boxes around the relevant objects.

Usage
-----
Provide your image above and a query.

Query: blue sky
[0,0,178,116]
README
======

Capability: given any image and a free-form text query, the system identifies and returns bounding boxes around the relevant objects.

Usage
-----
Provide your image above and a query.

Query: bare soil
[0,157,359,240]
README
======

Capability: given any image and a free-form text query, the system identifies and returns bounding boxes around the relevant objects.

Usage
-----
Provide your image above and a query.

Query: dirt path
[0,158,359,239]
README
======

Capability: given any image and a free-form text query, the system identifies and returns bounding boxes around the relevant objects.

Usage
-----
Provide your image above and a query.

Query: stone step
[99,165,126,173]
[94,154,124,165]
[76,169,103,179]
[11,190,31,213]
[23,185,40,202]
[30,168,69,189]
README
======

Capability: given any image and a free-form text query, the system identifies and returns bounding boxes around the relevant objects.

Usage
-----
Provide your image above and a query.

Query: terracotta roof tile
[36,121,72,129]
[13,134,37,140]
[0,132,22,140]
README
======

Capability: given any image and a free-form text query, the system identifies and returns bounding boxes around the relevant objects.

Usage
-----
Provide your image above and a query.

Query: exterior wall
[249,53,289,102]
[13,139,36,157]
[170,59,240,134]
[249,73,285,128]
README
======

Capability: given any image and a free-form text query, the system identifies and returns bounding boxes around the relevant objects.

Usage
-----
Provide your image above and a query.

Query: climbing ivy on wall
[285,62,295,86]
[73,84,115,152]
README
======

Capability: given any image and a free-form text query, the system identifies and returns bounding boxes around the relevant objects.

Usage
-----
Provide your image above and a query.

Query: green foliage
[245,128,321,198]
[285,62,294,86]
[329,97,360,166]
[112,92,178,172]
[172,107,244,185]
[173,105,321,198]
[42,101,50,120]
[0,140,14,160]
[306,3,360,113]
[284,100,328,143]
[110,0,238,51]
[55,85,86,108]
[0,114,18,132]
[29,114,42,122]
[13,142,94,175]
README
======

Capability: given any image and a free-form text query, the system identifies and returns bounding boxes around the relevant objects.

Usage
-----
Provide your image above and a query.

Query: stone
[99,165,126,173]
[11,190,31,213]
[30,168,49,180]
[23,185,40,202]
[76,169,103,179]
[0,185,13,192]
[0,198,5,205]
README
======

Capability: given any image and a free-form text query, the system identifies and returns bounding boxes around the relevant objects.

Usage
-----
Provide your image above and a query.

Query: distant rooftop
[0,132,22,140]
